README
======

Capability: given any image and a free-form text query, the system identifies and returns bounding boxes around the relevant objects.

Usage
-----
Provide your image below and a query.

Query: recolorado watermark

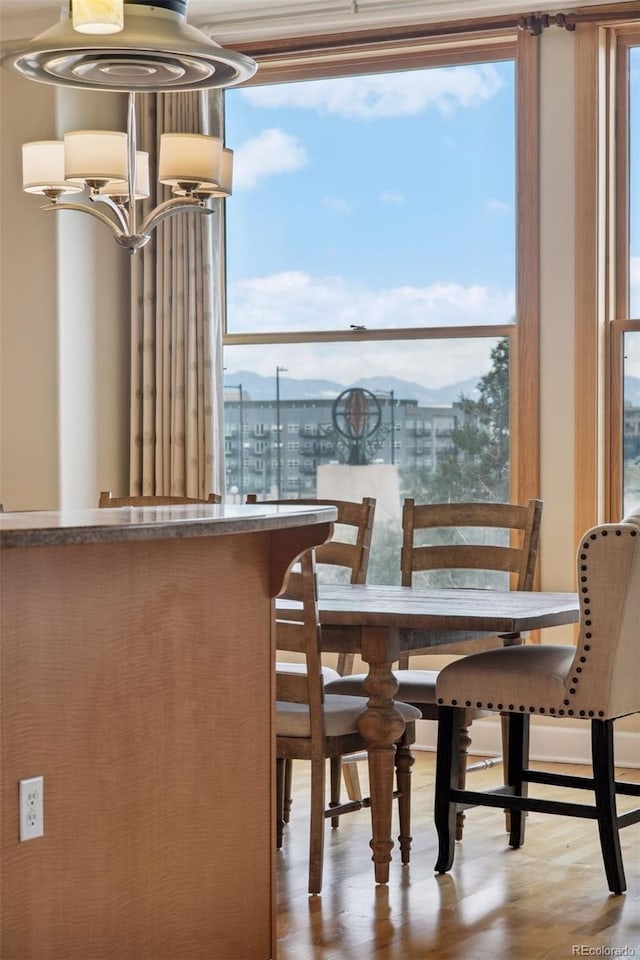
[571,949,636,957]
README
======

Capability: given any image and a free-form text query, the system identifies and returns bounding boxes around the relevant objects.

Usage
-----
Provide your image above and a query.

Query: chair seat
[276,694,422,738]
[276,660,341,683]
[436,644,577,714]
[326,670,439,703]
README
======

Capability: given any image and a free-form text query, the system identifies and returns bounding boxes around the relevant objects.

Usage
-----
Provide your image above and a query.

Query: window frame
[611,29,640,519]
[575,22,640,533]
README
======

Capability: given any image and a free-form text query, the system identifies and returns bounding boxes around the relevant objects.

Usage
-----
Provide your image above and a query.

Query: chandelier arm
[40,201,124,238]
[140,198,214,236]
[127,92,138,237]
[89,194,130,234]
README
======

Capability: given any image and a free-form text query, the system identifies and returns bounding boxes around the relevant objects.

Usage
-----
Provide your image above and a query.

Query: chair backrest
[401,498,543,591]
[99,491,221,507]
[565,511,640,720]
[246,495,376,584]
[275,550,326,740]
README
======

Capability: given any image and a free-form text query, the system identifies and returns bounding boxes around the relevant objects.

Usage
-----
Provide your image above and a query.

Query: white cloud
[239,65,504,120]
[485,199,510,216]
[225,337,497,391]
[381,192,405,205]
[322,195,352,213]
[227,271,514,385]
[233,128,307,190]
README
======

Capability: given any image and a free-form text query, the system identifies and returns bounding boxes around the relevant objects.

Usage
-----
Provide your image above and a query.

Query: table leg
[356,625,405,884]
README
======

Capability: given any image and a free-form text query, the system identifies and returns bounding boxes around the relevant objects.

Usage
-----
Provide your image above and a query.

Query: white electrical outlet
[19,776,44,841]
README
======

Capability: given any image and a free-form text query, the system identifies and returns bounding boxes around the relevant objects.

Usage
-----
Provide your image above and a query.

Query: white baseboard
[413,717,640,768]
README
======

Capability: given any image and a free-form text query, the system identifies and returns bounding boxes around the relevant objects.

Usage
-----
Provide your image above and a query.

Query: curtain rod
[238,5,640,57]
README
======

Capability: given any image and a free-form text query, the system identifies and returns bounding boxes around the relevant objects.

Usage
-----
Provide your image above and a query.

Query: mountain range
[224,371,482,406]
[224,371,640,408]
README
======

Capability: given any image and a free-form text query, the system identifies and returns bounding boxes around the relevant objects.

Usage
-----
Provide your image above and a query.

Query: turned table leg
[356,625,405,884]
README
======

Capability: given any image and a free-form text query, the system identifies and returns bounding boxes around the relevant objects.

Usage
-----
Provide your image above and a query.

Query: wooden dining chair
[246,496,375,587]
[276,548,420,895]
[327,498,543,839]
[434,512,640,894]
[247,495,377,819]
[99,491,221,507]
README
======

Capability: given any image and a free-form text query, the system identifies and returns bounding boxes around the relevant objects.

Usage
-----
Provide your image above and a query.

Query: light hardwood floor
[276,751,640,960]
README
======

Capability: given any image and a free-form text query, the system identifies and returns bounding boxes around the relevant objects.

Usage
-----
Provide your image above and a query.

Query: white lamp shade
[22,141,84,196]
[99,151,150,199]
[196,147,234,198]
[72,0,124,35]
[158,134,222,188]
[64,130,128,184]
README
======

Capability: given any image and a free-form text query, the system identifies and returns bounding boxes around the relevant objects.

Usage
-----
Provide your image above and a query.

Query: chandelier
[2,0,257,253]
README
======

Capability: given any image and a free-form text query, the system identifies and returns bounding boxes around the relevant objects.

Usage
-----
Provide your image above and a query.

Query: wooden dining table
[315,583,580,883]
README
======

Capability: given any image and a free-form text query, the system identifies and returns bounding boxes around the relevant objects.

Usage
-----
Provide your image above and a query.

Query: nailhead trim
[434,526,632,717]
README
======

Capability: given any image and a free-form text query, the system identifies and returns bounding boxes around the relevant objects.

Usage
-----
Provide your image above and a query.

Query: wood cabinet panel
[0,524,328,959]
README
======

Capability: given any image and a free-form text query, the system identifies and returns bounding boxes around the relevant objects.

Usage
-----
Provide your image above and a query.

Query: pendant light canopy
[2,1,257,92]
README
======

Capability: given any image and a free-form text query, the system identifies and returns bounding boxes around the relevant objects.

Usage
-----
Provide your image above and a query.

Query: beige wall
[0,71,130,511]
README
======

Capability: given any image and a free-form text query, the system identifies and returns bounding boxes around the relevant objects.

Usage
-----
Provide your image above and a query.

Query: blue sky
[223,53,639,387]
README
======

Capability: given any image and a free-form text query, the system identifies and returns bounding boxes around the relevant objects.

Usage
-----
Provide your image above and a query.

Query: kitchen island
[0,503,335,960]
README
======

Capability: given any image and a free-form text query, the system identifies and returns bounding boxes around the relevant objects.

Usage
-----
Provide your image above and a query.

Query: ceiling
[1,0,637,45]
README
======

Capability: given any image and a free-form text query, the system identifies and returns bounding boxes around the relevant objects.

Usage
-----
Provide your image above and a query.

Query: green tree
[403,337,510,504]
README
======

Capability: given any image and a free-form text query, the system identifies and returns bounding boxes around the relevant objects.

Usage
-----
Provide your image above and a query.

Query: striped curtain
[130,90,225,498]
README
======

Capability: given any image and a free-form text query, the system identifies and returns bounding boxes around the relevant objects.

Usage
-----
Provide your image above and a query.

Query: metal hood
[2,0,257,92]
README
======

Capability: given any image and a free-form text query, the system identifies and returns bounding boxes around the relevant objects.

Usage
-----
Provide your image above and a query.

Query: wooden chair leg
[308,755,326,896]
[592,719,626,894]
[342,756,364,802]
[336,651,355,676]
[395,731,415,864]
[501,712,511,833]
[455,723,471,841]
[507,711,529,849]
[283,758,293,824]
[329,757,341,828]
[276,757,285,849]
[434,705,461,874]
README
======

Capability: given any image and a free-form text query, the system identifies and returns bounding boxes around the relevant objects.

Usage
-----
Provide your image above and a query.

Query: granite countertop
[0,503,337,548]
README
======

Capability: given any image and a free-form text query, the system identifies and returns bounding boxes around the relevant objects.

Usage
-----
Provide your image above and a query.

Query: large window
[622,44,640,514]
[604,34,640,518]
[223,31,539,582]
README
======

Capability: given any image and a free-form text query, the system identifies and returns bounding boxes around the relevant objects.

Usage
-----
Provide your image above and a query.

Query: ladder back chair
[327,498,543,839]
[99,491,221,507]
[246,496,375,583]
[275,549,420,895]
[434,512,640,894]
[247,495,377,818]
